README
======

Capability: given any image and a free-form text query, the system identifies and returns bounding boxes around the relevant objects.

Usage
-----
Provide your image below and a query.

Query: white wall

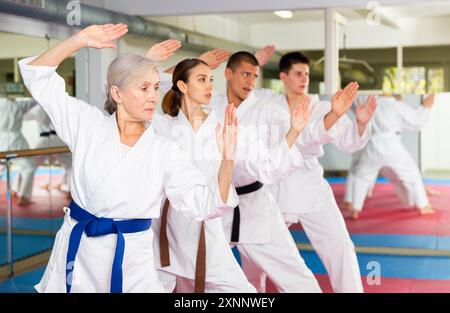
[0,33,62,59]
[250,20,325,50]
[143,11,450,54]
[104,0,423,16]
[147,15,252,45]
[343,16,450,49]
[421,92,450,171]
[248,15,450,51]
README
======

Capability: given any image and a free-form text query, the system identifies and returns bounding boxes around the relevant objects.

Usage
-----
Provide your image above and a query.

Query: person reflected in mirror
[24,105,72,200]
[345,93,436,219]
[0,96,38,205]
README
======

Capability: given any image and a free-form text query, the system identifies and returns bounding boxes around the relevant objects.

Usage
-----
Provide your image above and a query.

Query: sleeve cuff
[323,116,341,140]
[18,56,58,72]
[358,121,372,143]
[212,178,239,209]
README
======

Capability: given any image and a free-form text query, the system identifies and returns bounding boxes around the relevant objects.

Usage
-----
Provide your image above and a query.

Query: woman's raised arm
[30,23,128,67]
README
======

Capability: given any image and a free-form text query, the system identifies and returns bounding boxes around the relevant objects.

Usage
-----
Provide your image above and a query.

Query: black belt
[231,181,264,243]
[40,130,57,137]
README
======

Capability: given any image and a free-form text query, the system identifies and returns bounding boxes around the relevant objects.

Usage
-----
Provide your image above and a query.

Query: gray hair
[104,53,159,115]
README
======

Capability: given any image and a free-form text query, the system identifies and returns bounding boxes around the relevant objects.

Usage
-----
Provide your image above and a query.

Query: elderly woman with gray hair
[18,23,237,293]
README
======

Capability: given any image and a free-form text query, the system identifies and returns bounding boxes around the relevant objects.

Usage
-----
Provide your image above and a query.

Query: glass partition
[0,151,70,279]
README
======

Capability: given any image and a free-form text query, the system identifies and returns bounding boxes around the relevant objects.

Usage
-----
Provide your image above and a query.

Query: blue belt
[66,201,152,293]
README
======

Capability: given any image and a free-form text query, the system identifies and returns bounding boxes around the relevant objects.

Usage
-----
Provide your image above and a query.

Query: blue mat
[0,234,54,266]
[0,267,43,293]
[232,247,450,280]
[301,250,450,280]
[0,217,63,232]
[325,176,450,185]
[291,230,450,251]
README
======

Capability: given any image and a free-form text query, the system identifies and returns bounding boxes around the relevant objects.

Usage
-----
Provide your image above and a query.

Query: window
[382,66,444,94]
[427,68,444,93]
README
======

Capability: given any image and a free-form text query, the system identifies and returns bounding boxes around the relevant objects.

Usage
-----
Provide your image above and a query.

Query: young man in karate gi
[209,49,375,292]
[253,51,377,292]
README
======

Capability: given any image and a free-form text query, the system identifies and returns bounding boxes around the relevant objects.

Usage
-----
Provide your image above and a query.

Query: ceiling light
[273,11,294,19]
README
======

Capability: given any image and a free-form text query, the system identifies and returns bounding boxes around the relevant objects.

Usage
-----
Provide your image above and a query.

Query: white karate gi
[344,149,364,204]
[211,92,338,293]
[24,105,72,192]
[346,96,430,212]
[19,56,228,293]
[257,91,370,293]
[0,97,37,198]
[152,109,254,293]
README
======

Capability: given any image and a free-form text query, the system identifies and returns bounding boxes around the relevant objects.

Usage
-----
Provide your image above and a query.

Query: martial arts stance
[254,51,377,293]
[19,23,236,293]
[0,96,38,205]
[344,94,435,219]
[152,56,313,292]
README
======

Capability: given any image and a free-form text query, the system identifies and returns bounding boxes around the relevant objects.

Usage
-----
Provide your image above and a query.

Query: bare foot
[40,183,51,191]
[342,202,353,210]
[348,210,360,220]
[418,205,436,215]
[343,202,360,219]
[11,191,18,198]
[18,197,34,206]
[426,187,441,197]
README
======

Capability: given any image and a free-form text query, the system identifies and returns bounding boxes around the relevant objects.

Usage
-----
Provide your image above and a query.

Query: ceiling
[189,2,450,26]
[82,0,450,17]
[80,0,450,27]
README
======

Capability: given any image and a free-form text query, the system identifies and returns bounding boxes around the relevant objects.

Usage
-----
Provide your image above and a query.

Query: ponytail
[162,87,182,117]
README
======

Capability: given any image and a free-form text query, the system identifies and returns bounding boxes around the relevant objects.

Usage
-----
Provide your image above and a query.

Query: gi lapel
[86,116,157,215]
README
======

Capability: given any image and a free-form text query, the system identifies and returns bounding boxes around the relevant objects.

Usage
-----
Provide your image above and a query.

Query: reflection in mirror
[0,97,38,205]
[343,94,437,218]
[0,154,69,268]
[1,32,72,282]
[315,93,450,250]
[24,105,72,202]
[0,31,74,153]
[0,92,72,206]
